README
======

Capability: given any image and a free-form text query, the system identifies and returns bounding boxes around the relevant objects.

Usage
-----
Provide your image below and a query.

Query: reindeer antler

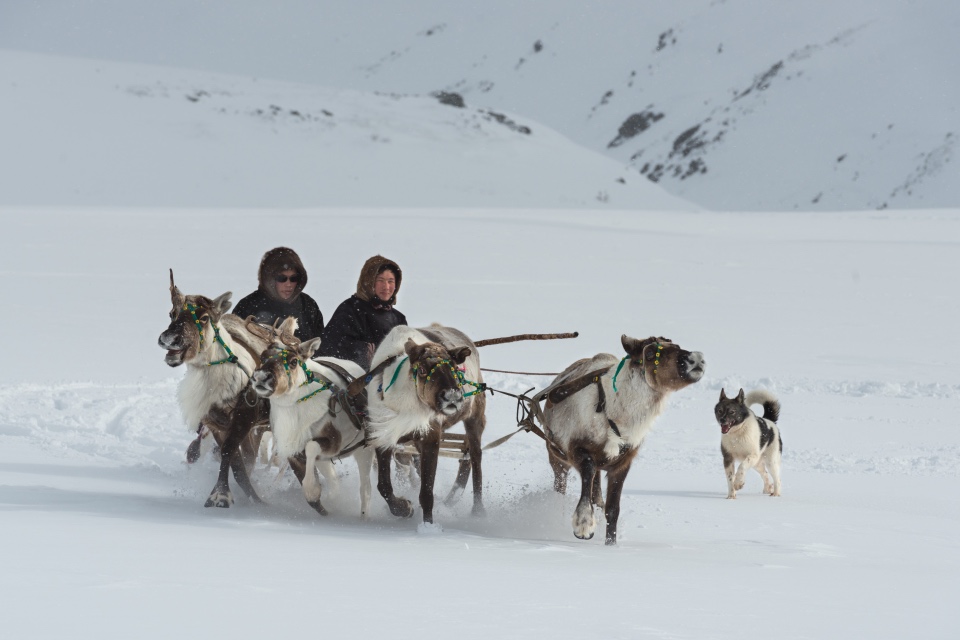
[169,268,185,309]
[277,317,301,349]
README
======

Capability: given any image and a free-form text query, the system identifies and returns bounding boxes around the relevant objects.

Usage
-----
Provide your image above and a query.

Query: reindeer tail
[744,389,780,423]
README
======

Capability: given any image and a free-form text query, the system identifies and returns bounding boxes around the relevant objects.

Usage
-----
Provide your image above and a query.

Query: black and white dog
[714,388,782,499]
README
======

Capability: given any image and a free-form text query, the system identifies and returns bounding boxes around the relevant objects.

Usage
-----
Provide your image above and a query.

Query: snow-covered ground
[2,208,958,639]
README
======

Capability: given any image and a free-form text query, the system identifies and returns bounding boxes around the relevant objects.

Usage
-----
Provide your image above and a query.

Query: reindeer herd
[158,272,706,545]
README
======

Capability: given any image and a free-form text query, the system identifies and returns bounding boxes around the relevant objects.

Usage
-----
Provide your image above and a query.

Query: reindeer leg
[592,470,604,509]
[465,408,486,516]
[186,423,204,464]
[549,446,570,494]
[445,456,471,507]
[603,463,631,546]
[355,445,375,519]
[302,441,328,516]
[376,447,413,518]
[571,448,598,540]
[205,400,263,508]
[417,429,442,524]
[289,452,307,482]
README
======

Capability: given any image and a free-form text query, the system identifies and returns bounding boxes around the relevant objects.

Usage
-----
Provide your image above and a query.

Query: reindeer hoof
[389,498,414,518]
[205,491,234,508]
[572,505,596,540]
[308,500,329,516]
[471,503,487,518]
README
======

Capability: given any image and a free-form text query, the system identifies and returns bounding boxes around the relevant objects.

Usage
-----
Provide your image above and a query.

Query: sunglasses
[274,274,301,283]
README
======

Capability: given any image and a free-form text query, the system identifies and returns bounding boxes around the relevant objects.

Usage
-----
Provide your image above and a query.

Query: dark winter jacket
[316,255,407,370]
[232,247,324,341]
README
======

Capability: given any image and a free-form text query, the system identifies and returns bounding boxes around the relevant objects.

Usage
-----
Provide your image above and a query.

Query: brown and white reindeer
[364,324,487,525]
[157,270,272,508]
[543,335,705,545]
[249,317,376,517]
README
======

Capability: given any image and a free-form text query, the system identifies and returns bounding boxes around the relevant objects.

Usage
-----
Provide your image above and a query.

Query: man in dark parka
[232,247,324,340]
[316,255,407,370]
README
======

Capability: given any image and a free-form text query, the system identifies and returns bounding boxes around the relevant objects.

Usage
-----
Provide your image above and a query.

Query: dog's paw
[726,492,737,500]
[734,479,745,491]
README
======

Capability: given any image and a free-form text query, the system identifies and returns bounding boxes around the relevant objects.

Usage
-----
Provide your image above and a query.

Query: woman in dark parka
[316,255,407,370]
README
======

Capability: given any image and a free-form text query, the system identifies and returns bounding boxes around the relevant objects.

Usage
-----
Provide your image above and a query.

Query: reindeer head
[403,339,472,416]
[620,334,705,392]
[158,269,232,367]
[250,317,321,398]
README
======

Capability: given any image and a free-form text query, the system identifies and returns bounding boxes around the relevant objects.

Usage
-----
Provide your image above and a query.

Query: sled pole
[474,332,578,348]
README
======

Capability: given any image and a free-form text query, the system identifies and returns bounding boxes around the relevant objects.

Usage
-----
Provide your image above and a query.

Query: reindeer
[157,270,272,508]
[364,324,487,525]
[543,335,705,545]
[248,317,376,517]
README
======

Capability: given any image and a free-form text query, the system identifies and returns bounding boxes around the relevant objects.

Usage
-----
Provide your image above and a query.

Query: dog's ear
[719,388,728,401]
[736,388,745,404]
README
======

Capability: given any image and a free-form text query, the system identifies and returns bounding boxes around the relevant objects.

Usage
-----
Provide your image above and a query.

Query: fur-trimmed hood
[355,255,402,306]
[258,247,308,302]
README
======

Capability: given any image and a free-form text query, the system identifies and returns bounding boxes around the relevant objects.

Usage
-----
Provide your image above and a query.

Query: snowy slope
[2,0,958,211]
[0,50,692,210]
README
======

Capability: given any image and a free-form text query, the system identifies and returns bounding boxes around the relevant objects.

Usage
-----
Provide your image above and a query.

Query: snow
[1,25,960,640]
[3,0,958,211]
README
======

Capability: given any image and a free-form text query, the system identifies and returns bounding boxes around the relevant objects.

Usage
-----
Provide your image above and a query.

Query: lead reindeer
[364,324,487,525]
[249,317,377,517]
[157,270,271,507]
[544,335,705,545]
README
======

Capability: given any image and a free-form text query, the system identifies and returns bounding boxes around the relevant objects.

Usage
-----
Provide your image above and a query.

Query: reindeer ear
[449,346,471,365]
[169,269,185,310]
[736,388,745,404]
[404,338,425,361]
[621,334,644,357]
[298,337,322,359]
[210,292,233,320]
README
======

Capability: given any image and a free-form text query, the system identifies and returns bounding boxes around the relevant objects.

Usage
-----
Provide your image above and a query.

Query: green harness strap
[184,303,250,378]
[382,356,485,397]
[611,343,661,392]
[383,357,408,393]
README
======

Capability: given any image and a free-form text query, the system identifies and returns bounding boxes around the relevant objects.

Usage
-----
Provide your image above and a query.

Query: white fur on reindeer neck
[364,325,482,449]
[177,313,258,431]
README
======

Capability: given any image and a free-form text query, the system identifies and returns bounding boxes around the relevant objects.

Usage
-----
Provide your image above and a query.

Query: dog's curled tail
[744,389,780,423]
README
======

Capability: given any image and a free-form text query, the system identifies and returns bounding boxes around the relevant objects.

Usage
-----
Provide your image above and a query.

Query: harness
[184,303,252,378]
[484,345,662,457]
[383,356,486,398]
[261,347,334,404]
